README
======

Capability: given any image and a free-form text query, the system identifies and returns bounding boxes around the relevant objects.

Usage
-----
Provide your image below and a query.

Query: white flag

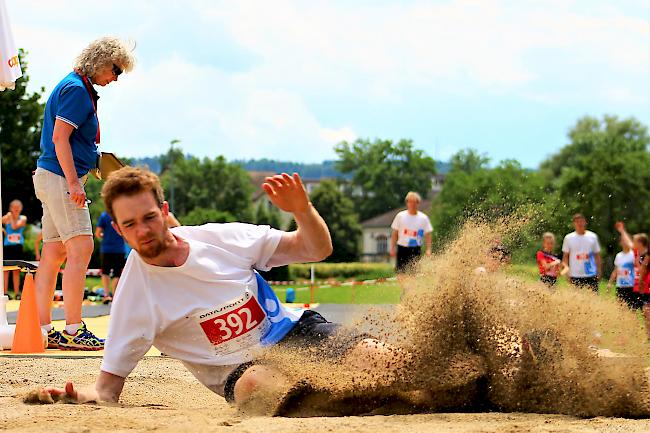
[0,0,22,91]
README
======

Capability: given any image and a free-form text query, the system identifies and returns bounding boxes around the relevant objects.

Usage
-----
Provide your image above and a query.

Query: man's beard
[134,224,169,259]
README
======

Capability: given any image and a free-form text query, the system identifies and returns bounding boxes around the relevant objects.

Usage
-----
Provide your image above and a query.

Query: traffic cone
[11,274,45,353]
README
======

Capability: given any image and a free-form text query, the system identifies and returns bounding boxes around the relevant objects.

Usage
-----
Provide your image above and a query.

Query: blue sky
[6,0,649,167]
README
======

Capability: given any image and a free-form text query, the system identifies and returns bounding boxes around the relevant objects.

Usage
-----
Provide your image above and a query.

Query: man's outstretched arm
[265,173,333,267]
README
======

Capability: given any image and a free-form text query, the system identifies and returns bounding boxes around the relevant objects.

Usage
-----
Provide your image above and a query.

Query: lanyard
[80,74,100,144]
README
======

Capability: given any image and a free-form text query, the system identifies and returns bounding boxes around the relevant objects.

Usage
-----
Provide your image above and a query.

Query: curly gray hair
[74,36,136,78]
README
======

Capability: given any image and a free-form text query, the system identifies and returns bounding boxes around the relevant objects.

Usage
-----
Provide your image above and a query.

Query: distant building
[360,199,433,263]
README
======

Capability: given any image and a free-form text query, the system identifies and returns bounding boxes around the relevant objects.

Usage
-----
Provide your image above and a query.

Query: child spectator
[2,199,27,298]
[536,232,564,287]
[95,211,126,302]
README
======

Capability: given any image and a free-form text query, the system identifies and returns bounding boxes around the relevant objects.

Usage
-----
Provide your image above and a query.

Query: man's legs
[100,274,110,296]
[233,365,291,407]
[35,241,66,326]
[232,338,408,406]
[11,270,21,297]
[61,235,94,326]
[111,276,119,297]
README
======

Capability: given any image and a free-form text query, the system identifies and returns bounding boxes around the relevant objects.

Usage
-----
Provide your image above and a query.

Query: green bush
[289,262,395,281]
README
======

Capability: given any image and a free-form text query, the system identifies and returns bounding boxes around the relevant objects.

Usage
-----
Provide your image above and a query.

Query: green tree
[335,138,436,221]
[308,180,361,262]
[253,200,283,229]
[159,150,254,221]
[541,115,650,256]
[430,150,547,248]
[0,51,45,221]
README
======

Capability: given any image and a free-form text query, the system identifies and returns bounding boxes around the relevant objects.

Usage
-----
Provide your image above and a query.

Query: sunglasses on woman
[112,64,123,77]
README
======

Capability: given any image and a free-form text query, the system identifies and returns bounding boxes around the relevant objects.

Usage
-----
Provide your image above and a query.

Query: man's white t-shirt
[100,223,303,396]
[390,210,433,248]
[562,230,601,278]
[614,250,635,288]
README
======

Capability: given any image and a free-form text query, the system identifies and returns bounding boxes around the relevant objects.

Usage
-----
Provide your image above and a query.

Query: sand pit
[5,219,650,431]
[1,356,650,432]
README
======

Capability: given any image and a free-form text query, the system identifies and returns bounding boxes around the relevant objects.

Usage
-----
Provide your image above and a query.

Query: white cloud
[319,126,357,145]
[5,0,649,164]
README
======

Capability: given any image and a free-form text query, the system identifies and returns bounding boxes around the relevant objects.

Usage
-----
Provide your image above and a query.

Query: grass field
[3,263,615,305]
[271,283,402,304]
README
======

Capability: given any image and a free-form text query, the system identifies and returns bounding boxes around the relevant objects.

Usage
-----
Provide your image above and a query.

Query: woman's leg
[62,235,94,326]
[35,241,66,325]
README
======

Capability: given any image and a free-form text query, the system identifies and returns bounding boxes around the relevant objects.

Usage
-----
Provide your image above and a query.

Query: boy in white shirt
[34,167,396,407]
[390,191,432,273]
[562,213,602,292]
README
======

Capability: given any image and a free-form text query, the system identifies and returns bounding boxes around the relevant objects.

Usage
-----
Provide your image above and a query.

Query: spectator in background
[95,211,126,302]
[613,222,649,311]
[390,191,432,273]
[536,232,565,287]
[608,223,636,309]
[2,199,27,298]
[562,213,601,292]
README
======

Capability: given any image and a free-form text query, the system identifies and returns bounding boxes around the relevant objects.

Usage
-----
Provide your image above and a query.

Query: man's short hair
[405,191,421,203]
[542,232,555,242]
[634,233,649,248]
[572,213,586,221]
[101,167,164,221]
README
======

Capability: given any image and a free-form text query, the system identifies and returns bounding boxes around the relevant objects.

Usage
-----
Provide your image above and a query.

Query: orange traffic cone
[11,274,45,353]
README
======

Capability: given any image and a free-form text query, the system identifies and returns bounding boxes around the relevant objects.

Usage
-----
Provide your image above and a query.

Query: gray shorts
[33,168,92,244]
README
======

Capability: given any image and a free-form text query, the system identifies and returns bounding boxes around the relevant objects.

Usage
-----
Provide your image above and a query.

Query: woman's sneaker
[47,328,62,349]
[58,322,105,351]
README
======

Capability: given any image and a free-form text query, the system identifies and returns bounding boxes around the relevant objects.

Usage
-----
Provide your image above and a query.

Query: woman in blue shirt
[32,37,135,351]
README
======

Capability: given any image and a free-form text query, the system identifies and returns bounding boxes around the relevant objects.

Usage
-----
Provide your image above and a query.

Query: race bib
[575,252,596,276]
[194,290,270,356]
[7,233,21,244]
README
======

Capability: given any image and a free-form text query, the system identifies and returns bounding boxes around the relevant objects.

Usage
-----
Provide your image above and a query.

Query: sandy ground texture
[0,356,648,433]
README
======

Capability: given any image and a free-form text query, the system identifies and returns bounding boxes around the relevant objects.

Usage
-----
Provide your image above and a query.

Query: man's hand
[68,181,87,209]
[25,382,98,404]
[615,221,625,233]
[263,173,310,214]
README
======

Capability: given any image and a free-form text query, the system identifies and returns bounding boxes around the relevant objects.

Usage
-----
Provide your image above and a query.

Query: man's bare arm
[265,173,333,267]
[595,253,602,279]
[615,221,634,251]
[52,119,86,208]
[390,230,398,257]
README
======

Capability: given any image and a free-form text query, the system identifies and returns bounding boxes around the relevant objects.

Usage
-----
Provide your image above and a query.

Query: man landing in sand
[33,167,398,407]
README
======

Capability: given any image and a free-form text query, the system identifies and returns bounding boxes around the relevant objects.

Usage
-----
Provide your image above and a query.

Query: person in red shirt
[619,223,650,338]
[536,232,566,287]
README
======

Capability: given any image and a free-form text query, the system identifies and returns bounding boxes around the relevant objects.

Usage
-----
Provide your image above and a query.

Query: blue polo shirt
[97,211,126,254]
[37,72,99,177]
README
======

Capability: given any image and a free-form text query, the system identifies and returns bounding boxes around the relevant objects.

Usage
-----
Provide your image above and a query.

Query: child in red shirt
[536,232,566,287]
